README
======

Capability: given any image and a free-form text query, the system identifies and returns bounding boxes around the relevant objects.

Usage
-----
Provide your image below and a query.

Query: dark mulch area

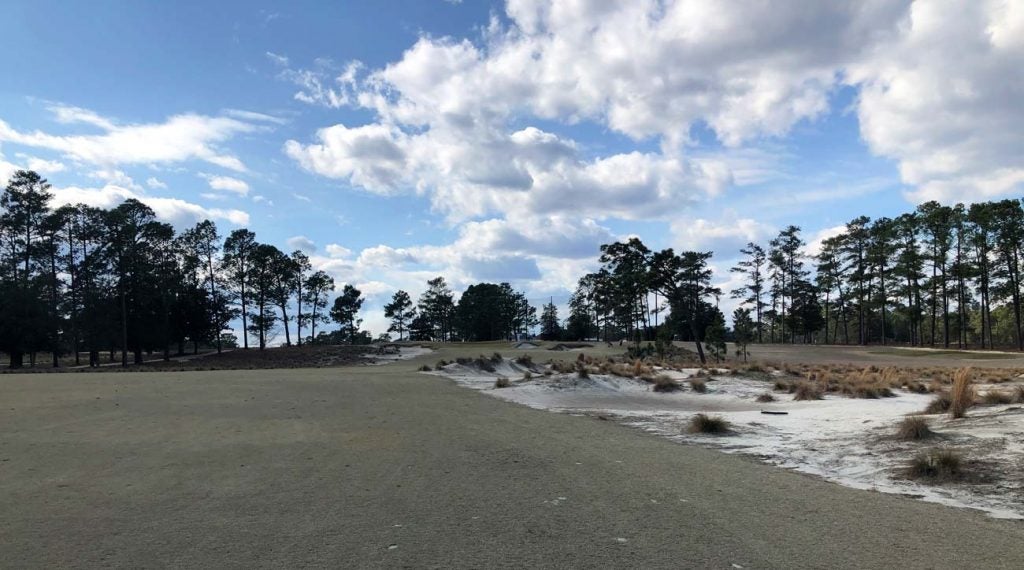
[0,345,370,374]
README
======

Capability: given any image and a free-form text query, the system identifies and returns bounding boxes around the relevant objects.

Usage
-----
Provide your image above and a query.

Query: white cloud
[201,173,250,195]
[286,235,316,253]
[847,0,1024,203]
[146,177,167,189]
[21,155,65,173]
[49,183,250,227]
[670,215,775,254]
[0,104,260,172]
[325,243,352,258]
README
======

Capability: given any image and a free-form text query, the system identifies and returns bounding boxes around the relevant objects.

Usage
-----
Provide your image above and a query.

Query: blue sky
[2,1,1021,335]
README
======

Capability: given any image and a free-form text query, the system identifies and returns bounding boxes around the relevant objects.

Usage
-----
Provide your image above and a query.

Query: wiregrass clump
[686,413,731,434]
[689,377,708,393]
[950,368,974,419]
[652,374,682,393]
[756,393,776,403]
[896,416,936,441]
[494,377,511,389]
[793,382,823,401]
[924,392,952,414]
[905,449,964,481]
[981,390,1013,405]
[417,364,433,372]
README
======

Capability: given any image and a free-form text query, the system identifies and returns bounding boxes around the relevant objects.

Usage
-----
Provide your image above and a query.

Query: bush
[773,380,790,392]
[491,352,503,363]
[906,449,963,481]
[494,377,511,388]
[689,378,707,393]
[950,368,974,419]
[686,413,730,434]
[417,364,432,372]
[434,359,449,370]
[652,374,682,393]
[793,382,823,401]
[522,371,532,381]
[755,393,775,403]
[896,416,935,441]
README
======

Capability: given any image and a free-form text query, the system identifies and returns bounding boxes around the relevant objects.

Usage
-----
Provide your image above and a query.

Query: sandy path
[2,350,1024,568]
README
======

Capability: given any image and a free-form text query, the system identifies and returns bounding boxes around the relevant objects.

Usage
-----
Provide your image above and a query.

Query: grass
[755,393,776,403]
[514,354,533,367]
[981,390,1013,405]
[652,374,682,392]
[417,364,432,372]
[522,371,532,381]
[474,357,497,373]
[905,449,964,481]
[576,362,590,379]
[869,348,1016,360]
[686,413,730,434]
[924,392,952,414]
[895,416,936,441]
[689,378,707,393]
[950,368,974,419]
[793,382,823,401]
[494,377,511,389]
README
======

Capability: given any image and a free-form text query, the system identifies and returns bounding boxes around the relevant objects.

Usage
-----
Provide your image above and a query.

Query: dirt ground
[4,348,1024,568]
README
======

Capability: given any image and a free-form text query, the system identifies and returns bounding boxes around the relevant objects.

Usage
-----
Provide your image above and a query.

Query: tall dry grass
[949,368,974,419]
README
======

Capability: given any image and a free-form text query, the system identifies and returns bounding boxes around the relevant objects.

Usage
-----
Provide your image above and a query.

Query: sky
[1,0,1022,337]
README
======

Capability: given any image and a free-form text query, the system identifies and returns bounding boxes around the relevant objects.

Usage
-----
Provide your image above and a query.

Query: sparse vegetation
[689,378,707,393]
[652,374,682,393]
[924,392,952,414]
[494,377,511,388]
[981,390,1013,405]
[417,364,432,371]
[905,449,964,481]
[756,393,776,403]
[686,413,730,434]
[793,382,823,401]
[895,416,936,441]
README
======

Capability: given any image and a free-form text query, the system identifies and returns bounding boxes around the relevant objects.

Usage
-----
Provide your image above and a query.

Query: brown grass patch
[686,413,730,434]
[895,416,936,441]
[905,449,963,481]
[755,393,776,403]
[689,378,708,393]
[494,377,511,388]
[652,374,682,393]
[981,390,1013,405]
[793,382,823,401]
[950,368,974,419]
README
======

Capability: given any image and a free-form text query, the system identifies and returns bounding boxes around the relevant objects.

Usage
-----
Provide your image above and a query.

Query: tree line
[555,198,1024,363]
[0,170,361,369]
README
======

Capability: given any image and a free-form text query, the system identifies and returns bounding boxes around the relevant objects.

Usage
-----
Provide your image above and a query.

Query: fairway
[4,350,1024,569]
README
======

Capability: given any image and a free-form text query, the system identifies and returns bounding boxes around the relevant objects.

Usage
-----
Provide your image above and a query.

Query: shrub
[896,416,935,441]
[793,382,823,401]
[491,352,503,363]
[514,355,533,367]
[417,364,432,372]
[982,390,1013,405]
[924,392,952,414]
[456,357,472,365]
[686,413,730,434]
[689,378,707,393]
[522,371,532,381]
[904,381,929,394]
[652,374,682,393]
[746,362,764,373]
[434,359,449,370]
[755,393,776,403]
[773,380,791,392]
[950,368,974,419]
[906,449,963,481]
[494,377,511,388]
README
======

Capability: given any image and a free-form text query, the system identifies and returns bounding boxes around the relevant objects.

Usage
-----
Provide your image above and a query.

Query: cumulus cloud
[49,183,250,227]
[847,0,1024,204]
[671,215,775,254]
[146,177,167,189]
[0,104,260,172]
[286,235,317,253]
[201,173,250,195]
